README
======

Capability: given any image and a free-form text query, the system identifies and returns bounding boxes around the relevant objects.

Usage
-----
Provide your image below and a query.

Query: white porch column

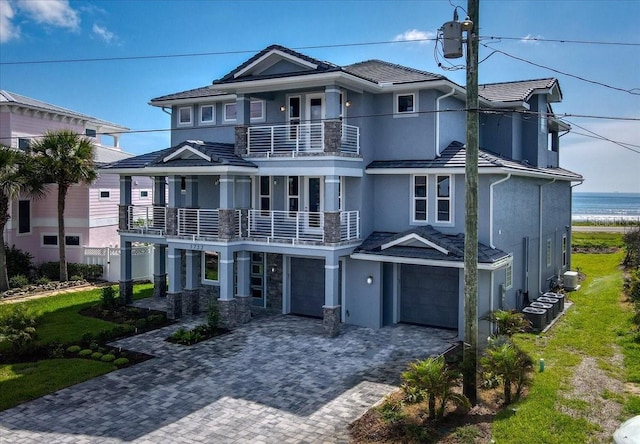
[217,249,237,328]
[166,246,182,319]
[235,250,251,324]
[119,241,133,304]
[152,245,167,299]
[183,250,200,315]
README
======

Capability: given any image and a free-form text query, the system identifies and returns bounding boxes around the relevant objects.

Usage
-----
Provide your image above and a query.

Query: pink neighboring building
[0,90,151,266]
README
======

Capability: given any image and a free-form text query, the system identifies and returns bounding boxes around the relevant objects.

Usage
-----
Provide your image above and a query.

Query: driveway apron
[0,314,457,443]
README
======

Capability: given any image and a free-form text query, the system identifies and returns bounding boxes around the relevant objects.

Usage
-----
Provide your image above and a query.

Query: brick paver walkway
[0,312,457,443]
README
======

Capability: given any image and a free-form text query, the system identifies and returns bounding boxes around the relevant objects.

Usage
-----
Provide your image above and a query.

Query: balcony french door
[305,94,324,151]
[305,177,322,229]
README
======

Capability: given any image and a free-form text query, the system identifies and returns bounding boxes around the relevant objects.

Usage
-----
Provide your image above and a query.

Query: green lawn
[572,231,626,250]
[0,282,154,411]
[492,249,634,443]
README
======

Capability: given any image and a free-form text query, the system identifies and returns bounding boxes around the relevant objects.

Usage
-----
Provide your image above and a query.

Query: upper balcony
[239,121,360,157]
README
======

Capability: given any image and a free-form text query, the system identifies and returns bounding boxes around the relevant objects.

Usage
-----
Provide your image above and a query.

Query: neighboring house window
[18,200,30,234]
[412,175,428,222]
[85,129,97,138]
[43,235,57,246]
[287,176,299,216]
[505,262,513,290]
[200,105,214,124]
[562,234,568,268]
[140,190,149,198]
[546,238,552,267]
[259,176,271,214]
[66,235,80,246]
[436,175,452,223]
[99,190,110,200]
[178,107,192,125]
[224,103,237,122]
[18,138,31,152]
[250,100,265,121]
[202,251,219,283]
[395,92,417,115]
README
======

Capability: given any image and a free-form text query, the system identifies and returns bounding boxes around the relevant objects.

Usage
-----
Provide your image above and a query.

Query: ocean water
[572,192,640,222]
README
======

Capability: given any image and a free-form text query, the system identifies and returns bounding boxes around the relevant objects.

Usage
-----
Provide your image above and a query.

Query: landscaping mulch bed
[166,325,231,346]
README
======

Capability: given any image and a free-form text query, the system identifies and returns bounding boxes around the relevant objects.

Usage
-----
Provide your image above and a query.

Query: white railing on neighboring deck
[127,205,166,234]
[247,210,325,243]
[246,123,360,155]
[340,210,360,241]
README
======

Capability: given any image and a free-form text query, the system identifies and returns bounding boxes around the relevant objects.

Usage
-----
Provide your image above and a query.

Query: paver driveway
[0,313,457,443]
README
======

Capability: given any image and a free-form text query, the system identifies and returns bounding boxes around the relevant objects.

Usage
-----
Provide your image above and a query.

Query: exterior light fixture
[280,105,286,112]
[366,276,373,285]
[345,100,351,107]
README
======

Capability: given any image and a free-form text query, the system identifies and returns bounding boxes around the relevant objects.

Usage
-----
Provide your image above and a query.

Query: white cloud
[520,34,543,45]
[394,29,436,44]
[0,0,20,43]
[16,0,80,30]
[92,23,114,43]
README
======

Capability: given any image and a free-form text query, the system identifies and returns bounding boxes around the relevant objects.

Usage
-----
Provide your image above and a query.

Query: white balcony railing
[340,210,360,241]
[248,210,324,242]
[177,208,241,239]
[246,123,360,155]
[127,205,166,234]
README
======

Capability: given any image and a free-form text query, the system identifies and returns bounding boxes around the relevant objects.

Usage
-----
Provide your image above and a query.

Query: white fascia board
[163,146,211,163]
[149,93,236,108]
[482,101,530,110]
[106,166,257,176]
[381,233,449,255]
[234,49,318,78]
[350,252,507,270]
[366,166,579,181]
[256,165,363,178]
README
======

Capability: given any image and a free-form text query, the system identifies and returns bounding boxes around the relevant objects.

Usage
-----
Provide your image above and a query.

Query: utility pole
[441,0,479,404]
[463,0,479,405]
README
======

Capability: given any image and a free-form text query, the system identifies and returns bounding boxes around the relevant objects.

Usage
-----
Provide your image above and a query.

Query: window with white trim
[505,262,513,289]
[18,138,31,152]
[18,200,30,234]
[200,105,214,124]
[395,92,417,114]
[202,251,219,283]
[224,103,237,122]
[287,176,299,216]
[99,190,110,200]
[42,235,81,247]
[413,175,427,222]
[178,106,192,125]
[250,100,265,121]
[43,235,57,246]
[546,238,552,267]
[140,190,149,198]
[259,176,271,215]
[436,175,452,223]
[562,234,568,268]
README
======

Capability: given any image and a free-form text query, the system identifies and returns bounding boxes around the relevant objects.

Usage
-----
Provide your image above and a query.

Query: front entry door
[305,177,323,228]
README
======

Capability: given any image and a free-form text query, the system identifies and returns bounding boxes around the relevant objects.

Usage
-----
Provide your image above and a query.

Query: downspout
[568,180,584,270]
[538,178,557,295]
[489,173,512,248]
[435,88,456,157]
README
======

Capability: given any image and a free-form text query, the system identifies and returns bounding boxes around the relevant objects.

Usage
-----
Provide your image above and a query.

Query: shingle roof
[100,140,257,171]
[354,227,509,264]
[367,141,583,180]
[478,78,560,103]
[342,60,445,84]
[0,90,128,131]
[149,86,229,103]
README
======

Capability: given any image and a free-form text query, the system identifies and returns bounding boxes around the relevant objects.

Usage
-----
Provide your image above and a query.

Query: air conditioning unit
[563,271,579,291]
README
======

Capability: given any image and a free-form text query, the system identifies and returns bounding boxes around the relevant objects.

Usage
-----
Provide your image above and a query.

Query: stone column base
[119,280,133,304]
[323,305,341,338]
[182,288,200,315]
[153,274,167,299]
[235,295,251,324]
[167,292,183,320]
[218,299,237,328]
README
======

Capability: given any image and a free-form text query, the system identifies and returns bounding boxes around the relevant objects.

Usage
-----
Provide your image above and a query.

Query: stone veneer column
[165,207,178,236]
[217,299,237,328]
[218,209,237,240]
[166,246,182,320]
[167,292,183,320]
[119,279,133,305]
[323,120,342,153]
[323,211,341,243]
[119,241,133,304]
[153,274,167,299]
[118,205,128,231]
[235,125,248,156]
[323,306,341,337]
[182,289,200,315]
[235,295,251,324]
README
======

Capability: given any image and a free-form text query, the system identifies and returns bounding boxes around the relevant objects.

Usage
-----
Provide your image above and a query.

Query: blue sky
[1,0,638,193]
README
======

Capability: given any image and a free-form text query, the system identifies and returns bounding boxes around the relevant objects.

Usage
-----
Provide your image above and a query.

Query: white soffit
[381,233,449,255]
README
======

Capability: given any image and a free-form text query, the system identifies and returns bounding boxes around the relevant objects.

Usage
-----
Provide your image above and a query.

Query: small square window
[200,105,214,123]
[178,107,192,125]
[18,138,31,151]
[99,190,110,199]
[43,235,58,246]
[397,93,415,113]
[140,190,149,198]
[85,129,97,138]
[224,103,237,122]
[65,235,80,246]
[250,100,264,120]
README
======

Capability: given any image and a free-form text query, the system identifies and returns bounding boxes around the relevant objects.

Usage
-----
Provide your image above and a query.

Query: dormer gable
[381,232,450,255]
[233,48,319,79]
[163,141,211,163]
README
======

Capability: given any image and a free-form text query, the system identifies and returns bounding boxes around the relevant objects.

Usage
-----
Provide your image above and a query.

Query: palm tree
[30,130,96,282]
[401,356,470,420]
[480,340,533,404]
[0,146,44,291]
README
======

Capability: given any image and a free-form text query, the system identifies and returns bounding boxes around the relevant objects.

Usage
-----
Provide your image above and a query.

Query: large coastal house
[0,90,150,267]
[103,45,582,340]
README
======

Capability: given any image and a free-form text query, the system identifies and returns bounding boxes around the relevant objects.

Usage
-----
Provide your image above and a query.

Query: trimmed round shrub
[35,277,51,285]
[70,275,84,281]
[66,345,81,353]
[78,349,93,357]
[100,354,116,362]
[134,318,148,330]
[8,274,29,289]
[113,357,130,368]
[91,352,103,360]
[147,313,166,326]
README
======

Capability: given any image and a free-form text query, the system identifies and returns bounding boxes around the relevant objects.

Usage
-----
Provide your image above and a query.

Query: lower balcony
[125,205,167,234]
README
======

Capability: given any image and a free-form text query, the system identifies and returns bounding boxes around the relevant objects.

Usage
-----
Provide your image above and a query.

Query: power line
[482,36,640,46]
[562,119,640,154]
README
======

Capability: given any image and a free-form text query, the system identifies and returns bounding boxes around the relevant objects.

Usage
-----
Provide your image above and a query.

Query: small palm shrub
[401,356,470,420]
[207,298,220,330]
[480,337,533,404]
[488,309,531,336]
[8,274,29,289]
[0,305,39,352]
